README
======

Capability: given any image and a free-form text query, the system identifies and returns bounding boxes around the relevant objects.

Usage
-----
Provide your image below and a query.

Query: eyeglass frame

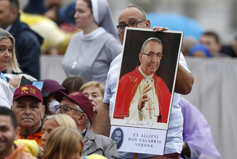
[56,105,83,114]
[142,52,163,59]
[116,20,146,32]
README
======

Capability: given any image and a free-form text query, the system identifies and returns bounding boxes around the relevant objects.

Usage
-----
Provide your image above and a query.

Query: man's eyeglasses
[116,20,146,32]
[56,105,82,113]
[142,52,163,59]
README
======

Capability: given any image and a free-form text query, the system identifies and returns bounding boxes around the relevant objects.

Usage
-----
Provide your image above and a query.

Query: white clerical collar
[5,25,12,32]
[138,67,153,80]
[82,27,106,41]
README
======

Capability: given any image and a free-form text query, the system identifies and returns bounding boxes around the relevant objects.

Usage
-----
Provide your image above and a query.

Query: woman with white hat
[62,0,122,85]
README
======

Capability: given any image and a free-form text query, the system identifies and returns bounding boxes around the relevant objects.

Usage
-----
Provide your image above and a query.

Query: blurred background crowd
[18,0,237,57]
[0,0,236,159]
[19,0,237,41]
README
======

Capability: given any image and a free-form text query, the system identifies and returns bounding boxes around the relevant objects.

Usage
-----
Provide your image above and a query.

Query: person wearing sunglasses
[62,0,122,85]
[53,91,118,159]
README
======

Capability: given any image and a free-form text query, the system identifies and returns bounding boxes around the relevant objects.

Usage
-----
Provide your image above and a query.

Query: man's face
[118,7,150,43]
[139,41,163,76]
[200,35,220,56]
[113,130,122,144]
[0,116,18,154]
[58,98,80,124]
[0,0,13,29]
[13,96,44,129]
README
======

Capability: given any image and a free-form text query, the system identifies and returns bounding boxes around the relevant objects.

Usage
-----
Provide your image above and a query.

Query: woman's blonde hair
[0,28,21,73]
[44,114,77,131]
[43,127,84,159]
[79,81,105,96]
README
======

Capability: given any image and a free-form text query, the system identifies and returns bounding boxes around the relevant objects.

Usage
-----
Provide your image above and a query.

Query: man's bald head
[118,4,150,43]
[121,4,147,20]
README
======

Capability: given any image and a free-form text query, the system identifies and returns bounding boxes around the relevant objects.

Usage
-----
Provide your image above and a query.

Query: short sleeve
[179,52,191,73]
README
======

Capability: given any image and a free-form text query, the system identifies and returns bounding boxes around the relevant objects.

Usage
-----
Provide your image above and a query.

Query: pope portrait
[114,37,171,123]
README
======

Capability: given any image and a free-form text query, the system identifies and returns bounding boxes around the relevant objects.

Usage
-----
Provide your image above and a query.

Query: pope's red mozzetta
[114,67,171,123]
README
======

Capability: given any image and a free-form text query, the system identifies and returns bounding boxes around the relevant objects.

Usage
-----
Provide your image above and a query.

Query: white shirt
[0,78,15,109]
[104,53,190,158]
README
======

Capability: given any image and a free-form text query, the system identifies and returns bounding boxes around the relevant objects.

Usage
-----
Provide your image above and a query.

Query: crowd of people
[0,0,222,159]
[181,31,237,58]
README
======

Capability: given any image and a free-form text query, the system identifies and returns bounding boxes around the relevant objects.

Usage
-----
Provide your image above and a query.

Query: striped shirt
[103,53,190,158]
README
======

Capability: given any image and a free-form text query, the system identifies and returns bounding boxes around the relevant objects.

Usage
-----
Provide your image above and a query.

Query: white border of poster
[111,27,183,130]
[110,126,167,155]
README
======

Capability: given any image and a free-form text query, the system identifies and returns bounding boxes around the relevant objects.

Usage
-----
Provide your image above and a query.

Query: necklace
[71,40,90,69]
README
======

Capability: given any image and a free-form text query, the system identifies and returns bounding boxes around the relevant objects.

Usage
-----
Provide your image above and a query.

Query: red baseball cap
[13,85,43,103]
[42,79,67,97]
[53,90,93,124]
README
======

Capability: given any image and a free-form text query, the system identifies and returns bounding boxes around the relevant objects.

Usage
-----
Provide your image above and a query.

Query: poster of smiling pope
[111,27,183,130]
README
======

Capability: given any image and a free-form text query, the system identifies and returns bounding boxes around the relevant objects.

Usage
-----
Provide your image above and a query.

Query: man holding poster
[95,4,194,159]
[114,37,171,123]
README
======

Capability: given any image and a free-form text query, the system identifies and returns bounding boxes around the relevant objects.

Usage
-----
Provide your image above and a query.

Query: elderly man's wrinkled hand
[152,26,169,32]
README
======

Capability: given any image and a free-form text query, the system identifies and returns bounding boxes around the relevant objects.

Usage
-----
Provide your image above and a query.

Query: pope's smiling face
[139,41,163,76]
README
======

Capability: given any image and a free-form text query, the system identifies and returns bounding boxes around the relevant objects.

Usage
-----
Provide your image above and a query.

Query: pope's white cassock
[124,67,159,122]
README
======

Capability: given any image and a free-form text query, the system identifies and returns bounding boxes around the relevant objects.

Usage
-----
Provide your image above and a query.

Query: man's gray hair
[75,104,91,128]
[123,4,147,20]
[141,37,163,53]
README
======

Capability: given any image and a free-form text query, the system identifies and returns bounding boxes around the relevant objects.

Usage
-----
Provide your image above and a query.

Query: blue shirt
[103,53,190,158]
[1,72,8,82]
